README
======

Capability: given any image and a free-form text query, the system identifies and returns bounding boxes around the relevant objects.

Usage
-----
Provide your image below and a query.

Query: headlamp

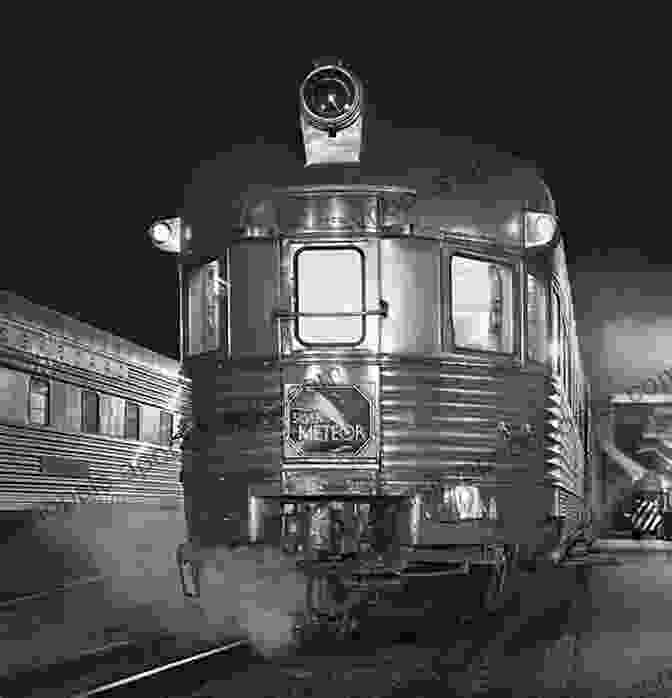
[300,64,362,134]
[524,212,557,248]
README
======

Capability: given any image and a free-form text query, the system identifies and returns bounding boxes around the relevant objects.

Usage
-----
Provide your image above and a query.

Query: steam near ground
[59,505,307,654]
[201,544,305,656]
[1,504,306,673]
[571,251,672,401]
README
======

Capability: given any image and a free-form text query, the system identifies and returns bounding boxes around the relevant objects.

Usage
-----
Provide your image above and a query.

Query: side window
[451,256,513,353]
[552,290,572,406]
[563,322,571,404]
[526,273,547,362]
[0,366,28,424]
[29,378,49,426]
[186,259,224,356]
[560,319,568,398]
[81,390,100,434]
[124,401,140,440]
[159,411,173,446]
[551,290,562,375]
[295,246,365,345]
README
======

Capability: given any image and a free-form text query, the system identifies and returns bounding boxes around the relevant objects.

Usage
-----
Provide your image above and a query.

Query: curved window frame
[293,245,366,347]
[449,253,516,356]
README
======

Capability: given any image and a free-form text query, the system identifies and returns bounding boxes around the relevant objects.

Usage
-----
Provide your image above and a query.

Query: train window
[551,290,562,375]
[28,378,49,426]
[187,260,223,356]
[451,256,513,353]
[81,390,100,433]
[526,274,547,362]
[562,321,570,401]
[124,401,140,440]
[295,246,365,345]
[159,411,173,446]
[552,290,572,404]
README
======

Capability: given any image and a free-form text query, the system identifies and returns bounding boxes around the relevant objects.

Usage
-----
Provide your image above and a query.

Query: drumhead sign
[285,384,373,457]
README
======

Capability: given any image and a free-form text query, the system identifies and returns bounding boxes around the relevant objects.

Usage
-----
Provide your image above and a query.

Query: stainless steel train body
[0,291,193,673]
[166,61,596,632]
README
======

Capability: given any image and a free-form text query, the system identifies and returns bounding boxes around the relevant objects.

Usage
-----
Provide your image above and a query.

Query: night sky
[7,20,669,401]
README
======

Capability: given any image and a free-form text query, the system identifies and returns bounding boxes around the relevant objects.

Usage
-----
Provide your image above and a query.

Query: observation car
[0,292,192,673]
[153,60,598,636]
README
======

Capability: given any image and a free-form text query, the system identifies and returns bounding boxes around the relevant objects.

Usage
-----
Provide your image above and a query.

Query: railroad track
[2,562,607,697]
[0,636,260,698]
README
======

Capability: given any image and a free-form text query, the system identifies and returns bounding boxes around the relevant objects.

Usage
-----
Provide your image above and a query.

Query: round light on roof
[150,221,172,244]
[300,63,362,133]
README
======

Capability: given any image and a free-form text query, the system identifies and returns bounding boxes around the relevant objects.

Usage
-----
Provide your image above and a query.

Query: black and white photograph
[2,15,670,697]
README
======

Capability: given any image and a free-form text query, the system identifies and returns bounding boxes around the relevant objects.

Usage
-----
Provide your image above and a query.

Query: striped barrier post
[631,499,663,536]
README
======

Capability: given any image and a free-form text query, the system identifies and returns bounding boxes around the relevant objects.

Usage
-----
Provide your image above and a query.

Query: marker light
[524,212,557,248]
[150,221,172,244]
[148,217,183,253]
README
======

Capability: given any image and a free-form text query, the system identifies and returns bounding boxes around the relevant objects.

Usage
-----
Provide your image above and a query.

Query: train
[151,59,600,639]
[0,291,193,674]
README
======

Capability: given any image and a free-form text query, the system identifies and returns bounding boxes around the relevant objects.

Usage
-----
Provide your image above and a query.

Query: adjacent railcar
[0,292,193,673]
[158,60,596,636]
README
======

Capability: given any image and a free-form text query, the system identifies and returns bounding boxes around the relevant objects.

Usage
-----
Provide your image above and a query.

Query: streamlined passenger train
[152,60,598,637]
[0,292,192,673]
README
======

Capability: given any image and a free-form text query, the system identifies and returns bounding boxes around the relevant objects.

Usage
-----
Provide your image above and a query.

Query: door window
[295,247,365,345]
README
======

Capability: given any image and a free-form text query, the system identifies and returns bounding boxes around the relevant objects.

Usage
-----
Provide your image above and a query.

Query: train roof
[182,121,555,253]
[0,291,181,378]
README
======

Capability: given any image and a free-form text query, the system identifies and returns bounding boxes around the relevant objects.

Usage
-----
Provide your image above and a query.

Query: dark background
[6,16,669,400]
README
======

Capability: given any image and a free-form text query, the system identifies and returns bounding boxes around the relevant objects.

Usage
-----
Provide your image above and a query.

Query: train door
[278,240,381,489]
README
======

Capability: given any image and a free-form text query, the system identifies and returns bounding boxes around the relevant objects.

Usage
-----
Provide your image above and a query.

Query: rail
[0,636,253,698]
[0,575,104,609]
[70,639,249,697]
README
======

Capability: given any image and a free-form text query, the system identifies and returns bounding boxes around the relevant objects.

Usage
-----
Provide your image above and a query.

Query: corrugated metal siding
[380,358,546,480]
[545,374,584,500]
[1,344,191,414]
[0,423,183,510]
[1,291,180,377]
[0,349,191,433]
[1,329,192,512]
[556,486,584,524]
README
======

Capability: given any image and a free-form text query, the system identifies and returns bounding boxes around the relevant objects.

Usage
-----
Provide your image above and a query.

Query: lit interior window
[527,274,547,362]
[29,378,49,426]
[451,256,513,353]
[296,247,364,344]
